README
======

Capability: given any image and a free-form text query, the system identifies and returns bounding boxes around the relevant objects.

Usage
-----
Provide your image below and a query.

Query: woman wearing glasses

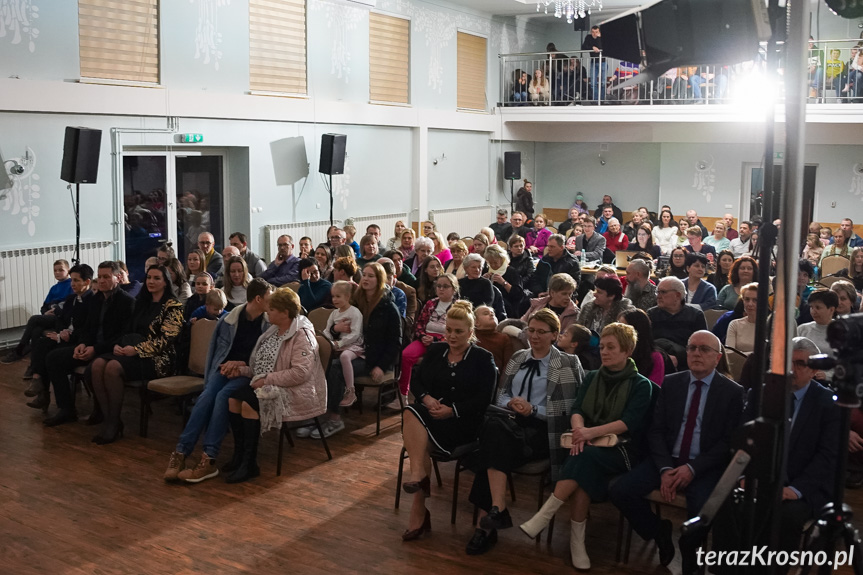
[465,308,583,555]
[398,274,460,402]
[399,300,497,541]
[519,322,653,569]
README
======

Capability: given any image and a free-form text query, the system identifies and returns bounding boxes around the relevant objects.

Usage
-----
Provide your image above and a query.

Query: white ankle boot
[520,494,565,538]
[570,519,590,570]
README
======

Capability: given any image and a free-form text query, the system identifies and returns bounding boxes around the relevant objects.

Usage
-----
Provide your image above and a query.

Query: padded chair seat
[645,489,687,508]
[147,376,204,396]
[513,459,551,475]
[73,366,86,375]
[354,370,396,387]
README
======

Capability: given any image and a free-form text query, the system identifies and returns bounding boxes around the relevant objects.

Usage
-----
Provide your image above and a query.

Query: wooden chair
[307,307,335,333]
[275,334,333,475]
[703,308,726,331]
[354,353,402,435]
[724,345,748,383]
[820,255,850,278]
[141,319,217,438]
[285,281,301,293]
[617,489,688,564]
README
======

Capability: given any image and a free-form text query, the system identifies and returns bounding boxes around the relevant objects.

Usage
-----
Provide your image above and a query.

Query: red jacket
[603,231,630,253]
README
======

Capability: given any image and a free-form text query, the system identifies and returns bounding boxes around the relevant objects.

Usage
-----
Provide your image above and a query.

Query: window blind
[79,0,160,84]
[456,31,487,111]
[369,12,410,104]
[250,0,307,95]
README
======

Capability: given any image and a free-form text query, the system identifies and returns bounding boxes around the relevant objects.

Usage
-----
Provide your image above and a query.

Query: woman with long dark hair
[662,246,688,279]
[652,209,679,255]
[618,308,666,385]
[632,223,661,259]
[89,265,184,444]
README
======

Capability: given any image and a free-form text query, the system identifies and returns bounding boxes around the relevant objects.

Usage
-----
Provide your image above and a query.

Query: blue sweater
[42,278,72,313]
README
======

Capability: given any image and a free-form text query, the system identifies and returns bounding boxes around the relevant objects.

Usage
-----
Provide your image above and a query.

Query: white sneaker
[295,425,316,438]
[311,419,345,439]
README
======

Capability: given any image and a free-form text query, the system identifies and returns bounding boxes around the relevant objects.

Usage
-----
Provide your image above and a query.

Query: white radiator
[264,212,409,261]
[428,206,495,239]
[0,241,114,329]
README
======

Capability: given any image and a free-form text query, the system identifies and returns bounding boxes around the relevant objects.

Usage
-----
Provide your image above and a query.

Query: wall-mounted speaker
[61,127,102,184]
[319,133,347,175]
[504,151,521,180]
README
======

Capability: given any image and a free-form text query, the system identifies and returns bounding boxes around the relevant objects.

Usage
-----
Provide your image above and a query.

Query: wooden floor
[1,359,859,575]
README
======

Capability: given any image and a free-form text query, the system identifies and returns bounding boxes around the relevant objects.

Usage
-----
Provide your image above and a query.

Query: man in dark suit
[609,330,743,574]
[41,261,135,426]
[712,336,839,562]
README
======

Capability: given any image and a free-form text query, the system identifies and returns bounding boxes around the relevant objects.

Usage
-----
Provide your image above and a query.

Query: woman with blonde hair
[399,228,417,261]
[529,68,551,103]
[225,287,327,483]
[704,221,731,252]
[430,231,452,267]
[444,240,469,279]
[483,243,525,318]
[519,322,653,569]
[401,300,497,541]
[387,220,407,252]
[471,232,490,255]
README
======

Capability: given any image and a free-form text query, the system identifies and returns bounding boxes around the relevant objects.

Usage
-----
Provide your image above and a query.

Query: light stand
[74,183,81,265]
[329,173,334,227]
[510,179,515,216]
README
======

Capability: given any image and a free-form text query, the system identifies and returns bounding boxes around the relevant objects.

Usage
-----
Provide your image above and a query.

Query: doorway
[122,150,226,281]
[742,162,817,243]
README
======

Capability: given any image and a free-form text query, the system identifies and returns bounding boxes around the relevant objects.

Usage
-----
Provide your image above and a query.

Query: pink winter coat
[241,315,327,423]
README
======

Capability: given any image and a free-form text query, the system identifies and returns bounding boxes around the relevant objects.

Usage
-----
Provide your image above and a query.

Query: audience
[483,244,525,318]
[229,232,266,277]
[624,259,657,311]
[652,209,679,255]
[260,234,300,287]
[576,276,634,333]
[223,256,251,310]
[297,257,332,312]
[573,216,607,263]
[725,282,759,353]
[521,273,580,335]
[649,277,708,370]
[716,256,758,310]
[525,214,552,256]
[198,232,224,278]
[683,253,717,310]
[459,254,495,311]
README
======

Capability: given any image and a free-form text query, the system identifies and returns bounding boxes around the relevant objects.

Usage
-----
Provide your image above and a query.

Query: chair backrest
[817,275,844,289]
[188,319,218,375]
[286,281,300,293]
[820,255,850,278]
[704,308,726,330]
[315,334,334,381]
[308,307,335,333]
[724,346,748,383]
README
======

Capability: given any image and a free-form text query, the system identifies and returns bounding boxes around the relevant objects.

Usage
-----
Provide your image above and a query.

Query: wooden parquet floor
[0,359,859,575]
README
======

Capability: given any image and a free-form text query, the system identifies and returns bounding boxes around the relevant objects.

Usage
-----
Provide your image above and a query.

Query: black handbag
[483,405,538,458]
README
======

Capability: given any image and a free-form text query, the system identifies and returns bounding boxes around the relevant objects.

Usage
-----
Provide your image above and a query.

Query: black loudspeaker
[573,14,590,32]
[61,127,102,184]
[319,133,347,175]
[504,151,521,180]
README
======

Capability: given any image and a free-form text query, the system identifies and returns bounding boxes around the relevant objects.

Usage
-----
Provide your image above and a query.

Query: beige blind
[79,0,160,83]
[457,32,486,111]
[250,0,307,95]
[369,12,409,104]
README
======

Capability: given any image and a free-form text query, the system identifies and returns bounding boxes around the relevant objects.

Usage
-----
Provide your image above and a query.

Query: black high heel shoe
[402,509,431,541]
[92,421,124,445]
[402,476,431,498]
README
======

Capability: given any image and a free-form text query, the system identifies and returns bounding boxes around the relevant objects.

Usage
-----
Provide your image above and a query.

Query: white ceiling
[440,0,642,18]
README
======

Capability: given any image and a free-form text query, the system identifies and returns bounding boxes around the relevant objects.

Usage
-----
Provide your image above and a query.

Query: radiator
[428,206,495,240]
[0,241,114,330]
[264,212,409,261]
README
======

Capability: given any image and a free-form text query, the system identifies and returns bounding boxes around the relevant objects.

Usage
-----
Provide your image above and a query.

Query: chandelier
[536,0,602,23]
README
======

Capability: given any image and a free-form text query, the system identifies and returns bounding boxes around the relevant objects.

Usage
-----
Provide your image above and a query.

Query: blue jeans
[590,60,607,101]
[176,372,251,459]
[513,91,527,104]
[689,74,727,101]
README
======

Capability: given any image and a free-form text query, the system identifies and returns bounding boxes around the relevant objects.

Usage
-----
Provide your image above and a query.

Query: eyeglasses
[329,236,341,241]
[199,241,212,246]
[526,327,553,335]
[685,345,720,354]
[792,360,809,369]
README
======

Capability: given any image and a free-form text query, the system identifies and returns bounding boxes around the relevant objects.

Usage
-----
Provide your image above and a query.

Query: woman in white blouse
[651,209,679,255]
[726,282,758,353]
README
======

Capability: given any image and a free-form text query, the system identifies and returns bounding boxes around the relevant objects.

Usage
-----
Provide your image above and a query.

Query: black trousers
[31,336,65,380]
[17,314,56,354]
[467,415,548,513]
[45,345,90,411]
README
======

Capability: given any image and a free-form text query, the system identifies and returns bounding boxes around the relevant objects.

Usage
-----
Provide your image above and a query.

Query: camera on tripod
[807,313,863,408]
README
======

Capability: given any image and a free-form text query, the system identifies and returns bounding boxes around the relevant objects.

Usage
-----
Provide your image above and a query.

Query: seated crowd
[3,198,860,573]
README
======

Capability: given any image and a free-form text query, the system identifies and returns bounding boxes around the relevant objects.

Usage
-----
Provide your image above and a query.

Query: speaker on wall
[573,14,590,31]
[61,127,102,184]
[504,151,521,180]
[319,133,347,175]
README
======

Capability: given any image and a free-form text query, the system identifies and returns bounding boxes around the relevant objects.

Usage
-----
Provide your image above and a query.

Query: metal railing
[499,39,863,107]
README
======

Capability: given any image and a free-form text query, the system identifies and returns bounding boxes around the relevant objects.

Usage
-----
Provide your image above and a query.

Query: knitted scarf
[580,358,637,427]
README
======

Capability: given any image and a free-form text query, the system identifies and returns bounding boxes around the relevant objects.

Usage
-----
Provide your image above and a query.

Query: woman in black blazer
[400,301,497,541]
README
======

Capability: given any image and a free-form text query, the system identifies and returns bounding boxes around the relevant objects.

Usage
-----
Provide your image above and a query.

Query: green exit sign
[181,133,204,143]
[775,152,784,160]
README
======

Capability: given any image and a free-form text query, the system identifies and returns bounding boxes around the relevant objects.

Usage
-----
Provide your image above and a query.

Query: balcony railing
[499,39,863,107]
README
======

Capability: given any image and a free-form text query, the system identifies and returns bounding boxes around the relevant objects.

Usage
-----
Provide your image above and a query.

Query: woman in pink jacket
[525,213,553,256]
[225,287,327,483]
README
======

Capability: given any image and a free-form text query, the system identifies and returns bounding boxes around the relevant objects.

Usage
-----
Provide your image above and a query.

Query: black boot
[26,390,50,411]
[226,418,261,484]
[221,413,245,473]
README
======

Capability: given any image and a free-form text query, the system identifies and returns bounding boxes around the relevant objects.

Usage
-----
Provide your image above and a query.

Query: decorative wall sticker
[693,157,716,202]
[191,0,229,70]
[1,147,40,236]
[851,163,863,199]
[333,156,351,210]
[310,0,364,83]
[0,0,39,53]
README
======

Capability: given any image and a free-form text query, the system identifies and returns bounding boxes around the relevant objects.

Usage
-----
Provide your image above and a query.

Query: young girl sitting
[802,233,824,268]
[189,288,228,323]
[325,281,364,407]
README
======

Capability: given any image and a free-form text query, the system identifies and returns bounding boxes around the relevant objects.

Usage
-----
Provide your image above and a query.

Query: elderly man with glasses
[610,330,743,575]
[648,277,707,371]
[198,232,224,278]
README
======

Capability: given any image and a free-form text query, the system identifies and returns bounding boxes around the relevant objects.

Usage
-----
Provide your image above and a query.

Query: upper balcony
[496,38,863,135]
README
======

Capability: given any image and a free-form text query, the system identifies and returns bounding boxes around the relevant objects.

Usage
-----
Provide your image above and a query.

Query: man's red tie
[678,381,704,463]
